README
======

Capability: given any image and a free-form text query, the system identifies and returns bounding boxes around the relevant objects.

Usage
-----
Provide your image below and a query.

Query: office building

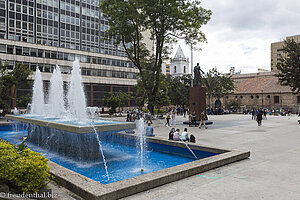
[271,34,300,71]
[0,0,139,108]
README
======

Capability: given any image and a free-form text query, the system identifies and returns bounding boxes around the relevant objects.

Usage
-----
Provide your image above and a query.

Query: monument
[189,63,207,121]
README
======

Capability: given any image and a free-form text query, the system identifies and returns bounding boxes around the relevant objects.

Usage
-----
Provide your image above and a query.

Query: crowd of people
[168,128,196,143]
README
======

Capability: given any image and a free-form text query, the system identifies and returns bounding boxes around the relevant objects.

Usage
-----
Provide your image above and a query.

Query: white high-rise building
[170,45,189,77]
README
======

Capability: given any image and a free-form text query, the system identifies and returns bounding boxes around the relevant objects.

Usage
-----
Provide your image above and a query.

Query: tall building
[170,45,189,77]
[271,34,300,71]
[0,0,139,108]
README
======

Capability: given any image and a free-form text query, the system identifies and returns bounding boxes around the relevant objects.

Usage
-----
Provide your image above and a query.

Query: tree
[100,0,211,113]
[202,68,235,108]
[0,61,32,114]
[103,91,132,115]
[134,73,170,109]
[276,39,300,93]
[167,74,192,106]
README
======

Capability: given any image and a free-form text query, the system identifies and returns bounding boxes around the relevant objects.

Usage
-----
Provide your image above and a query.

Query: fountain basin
[0,122,250,199]
[49,135,249,200]
[5,115,135,161]
[5,115,135,133]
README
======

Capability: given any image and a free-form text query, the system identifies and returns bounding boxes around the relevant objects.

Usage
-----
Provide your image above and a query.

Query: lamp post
[190,44,193,87]
[261,90,264,109]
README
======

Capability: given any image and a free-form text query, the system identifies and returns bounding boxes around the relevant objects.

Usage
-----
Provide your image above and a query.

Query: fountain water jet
[31,67,45,115]
[136,118,146,172]
[48,66,66,118]
[67,59,87,122]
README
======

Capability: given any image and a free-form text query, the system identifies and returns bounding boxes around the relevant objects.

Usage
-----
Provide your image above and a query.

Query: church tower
[170,45,190,77]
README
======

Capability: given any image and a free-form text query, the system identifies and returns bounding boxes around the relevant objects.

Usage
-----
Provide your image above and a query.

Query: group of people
[251,109,267,126]
[189,111,208,129]
[168,128,196,143]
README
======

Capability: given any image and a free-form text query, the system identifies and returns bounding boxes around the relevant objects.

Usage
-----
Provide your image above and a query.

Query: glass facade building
[0,0,139,108]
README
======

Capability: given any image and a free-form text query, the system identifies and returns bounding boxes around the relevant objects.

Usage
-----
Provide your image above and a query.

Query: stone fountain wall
[27,124,101,161]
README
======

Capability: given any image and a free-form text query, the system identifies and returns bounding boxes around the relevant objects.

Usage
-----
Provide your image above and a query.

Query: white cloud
[172,0,300,74]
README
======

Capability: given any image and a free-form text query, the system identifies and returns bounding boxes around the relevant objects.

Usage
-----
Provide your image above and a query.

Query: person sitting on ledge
[145,123,155,136]
[173,129,180,141]
[180,128,189,142]
[168,128,175,140]
[190,134,196,143]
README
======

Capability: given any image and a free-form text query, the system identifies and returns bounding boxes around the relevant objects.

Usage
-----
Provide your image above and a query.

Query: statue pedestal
[189,86,206,121]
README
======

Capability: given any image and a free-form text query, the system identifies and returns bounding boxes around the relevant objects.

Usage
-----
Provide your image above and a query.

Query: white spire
[173,45,186,60]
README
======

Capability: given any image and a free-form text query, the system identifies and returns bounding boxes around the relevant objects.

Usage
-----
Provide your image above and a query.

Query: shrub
[0,139,50,193]
[153,109,165,114]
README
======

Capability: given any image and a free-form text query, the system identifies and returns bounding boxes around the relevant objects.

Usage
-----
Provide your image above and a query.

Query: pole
[261,90,264,108]
[191,44,193,87]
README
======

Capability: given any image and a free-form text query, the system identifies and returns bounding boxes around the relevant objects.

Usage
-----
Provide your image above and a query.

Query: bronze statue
[193,63,204,86]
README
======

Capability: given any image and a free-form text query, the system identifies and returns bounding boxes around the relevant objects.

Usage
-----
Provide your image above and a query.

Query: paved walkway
[122,114,300,200]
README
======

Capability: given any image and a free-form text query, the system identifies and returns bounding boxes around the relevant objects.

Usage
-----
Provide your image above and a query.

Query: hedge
[0,139,50,193]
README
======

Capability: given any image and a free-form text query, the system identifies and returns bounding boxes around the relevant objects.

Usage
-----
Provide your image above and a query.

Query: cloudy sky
[173,0,300,74]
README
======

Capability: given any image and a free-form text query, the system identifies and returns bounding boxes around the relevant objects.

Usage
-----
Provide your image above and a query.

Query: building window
[235,96,237,99]
[240,96,243,99]
[297,96,300,104]
[174,66,176,73]
[250,95,254,99]
[274,96,279,104]
[267,95,270,98]
[226,96,229,99]
[256,95,259,99]
[184,66,186,73]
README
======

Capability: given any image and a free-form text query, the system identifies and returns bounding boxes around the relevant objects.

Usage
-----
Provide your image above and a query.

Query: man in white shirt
[180,128,189,142]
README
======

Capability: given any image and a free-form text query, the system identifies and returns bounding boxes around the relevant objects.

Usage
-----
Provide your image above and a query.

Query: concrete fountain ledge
[5,115,136,133]
[49,133,250,200]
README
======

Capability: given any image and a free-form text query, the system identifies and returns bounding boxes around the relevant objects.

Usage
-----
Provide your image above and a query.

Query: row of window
[2,60,137,79]
[0,44,133,68]
[226,95,300,104]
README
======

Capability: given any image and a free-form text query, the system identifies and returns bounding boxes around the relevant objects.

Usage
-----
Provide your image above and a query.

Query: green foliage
[202,68,235,108]
[0,60,32,113]
[100,0,211,113]
[228,99,240,110]
[153,109,165,114]
[103,91,132,114]
[0,139,50,194]
[276,39,300,93]
[167,74,192,106]
[17,94,32,109]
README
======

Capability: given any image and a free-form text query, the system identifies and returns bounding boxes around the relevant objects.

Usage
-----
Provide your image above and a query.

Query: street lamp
[261,90,264,109]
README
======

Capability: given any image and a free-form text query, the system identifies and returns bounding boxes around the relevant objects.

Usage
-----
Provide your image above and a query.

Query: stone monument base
[189,86,206,121]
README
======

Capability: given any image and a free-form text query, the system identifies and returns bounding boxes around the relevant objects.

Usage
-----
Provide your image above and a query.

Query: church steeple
[173,45,186,61]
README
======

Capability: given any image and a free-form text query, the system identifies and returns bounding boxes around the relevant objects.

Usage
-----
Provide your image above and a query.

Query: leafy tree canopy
[103,91,132,114]
[100,0,211,113]
[167,74,192,106]
[276,39,300,93]
[202,68,235,108]
[0,61,32,113]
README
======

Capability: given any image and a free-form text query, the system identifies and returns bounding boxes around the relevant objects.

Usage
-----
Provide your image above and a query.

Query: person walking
[256,109,263,126]
[171,111,176,126]
[251,109,255,120]
[263,109,267,120]
[191,111,197,127]
[199,111,207,129]
[165,112,171,126]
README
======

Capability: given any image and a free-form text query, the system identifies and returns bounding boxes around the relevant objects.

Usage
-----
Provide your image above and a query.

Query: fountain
[31,67,45,115]
[48,66,66,118]
[136,118,146,173]
[2,59,250,200]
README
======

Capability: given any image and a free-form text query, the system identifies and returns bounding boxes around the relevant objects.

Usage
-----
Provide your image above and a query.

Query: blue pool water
[0,124,217,184]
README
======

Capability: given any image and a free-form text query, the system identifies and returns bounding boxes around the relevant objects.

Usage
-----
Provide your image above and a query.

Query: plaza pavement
[122,114,300,200]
